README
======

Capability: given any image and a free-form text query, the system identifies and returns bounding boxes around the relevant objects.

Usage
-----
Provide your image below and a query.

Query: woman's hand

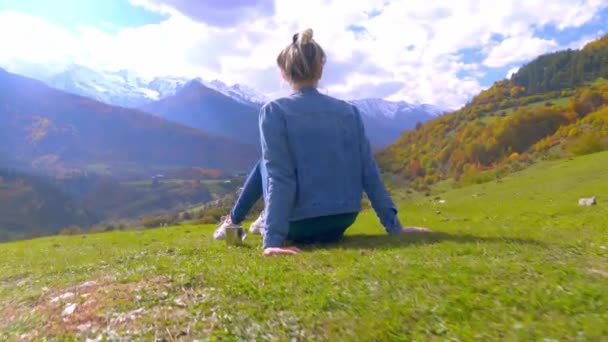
[398,226,431,234]
[263,246,301,256]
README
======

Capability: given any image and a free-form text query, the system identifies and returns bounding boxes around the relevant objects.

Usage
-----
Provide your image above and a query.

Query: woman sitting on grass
[214,28,429,256]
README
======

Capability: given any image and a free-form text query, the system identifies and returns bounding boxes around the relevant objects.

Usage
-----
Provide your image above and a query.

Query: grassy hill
[377,34,608,190]
[1,151,606,340]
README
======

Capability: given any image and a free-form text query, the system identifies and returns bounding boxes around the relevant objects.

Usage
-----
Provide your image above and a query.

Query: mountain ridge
[17,64,444,148]
[38,64,268,109]
[141,79,262,145]
[0,68,258,176]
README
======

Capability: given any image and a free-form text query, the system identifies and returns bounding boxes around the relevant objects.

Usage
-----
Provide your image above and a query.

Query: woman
[214,28,429,256]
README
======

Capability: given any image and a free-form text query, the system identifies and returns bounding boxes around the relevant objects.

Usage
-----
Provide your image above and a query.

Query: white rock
[78,281,97,289]
[51,292,75,303]
[174,296,186,307]
[62,303,77,316]
[578,196,597,206]
[77,323,92,332]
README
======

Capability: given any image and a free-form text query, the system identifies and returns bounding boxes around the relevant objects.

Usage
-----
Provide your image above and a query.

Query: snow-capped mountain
[350,98,446,118]
[25,64,445,148]
[204,79,269,105]
[39,64,268,109]
[349,99,444,148]
[141,79,261,145]
[46,65,163,108]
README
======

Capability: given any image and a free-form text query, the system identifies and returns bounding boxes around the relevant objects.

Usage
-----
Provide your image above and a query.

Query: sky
[0,0,606,109]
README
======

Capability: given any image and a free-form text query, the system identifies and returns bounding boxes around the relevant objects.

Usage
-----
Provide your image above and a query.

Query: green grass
[123,179,236,199]
[122,179,188,186]
[1,153,607,340]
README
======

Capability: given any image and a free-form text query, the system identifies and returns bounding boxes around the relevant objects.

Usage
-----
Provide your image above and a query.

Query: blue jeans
[230,161,358,244]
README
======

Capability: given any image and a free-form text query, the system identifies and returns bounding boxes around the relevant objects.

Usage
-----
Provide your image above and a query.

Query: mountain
[0,68,258,176]
[377,34,608,190]
[204,79,269,105]
[141,79,261,145]
[45,65,166,108]
[350,99,443,148]
[29,64,442,148]
[40,64,268,108]
[142,84,442,148]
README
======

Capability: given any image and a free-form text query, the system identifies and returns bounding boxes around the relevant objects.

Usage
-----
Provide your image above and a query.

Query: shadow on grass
[301,232,546,250]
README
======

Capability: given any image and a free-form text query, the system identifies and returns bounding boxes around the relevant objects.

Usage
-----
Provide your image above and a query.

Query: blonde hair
[277,28,326,88]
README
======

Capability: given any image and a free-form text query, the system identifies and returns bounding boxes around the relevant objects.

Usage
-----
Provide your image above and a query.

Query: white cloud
[1,0,607,109]
[567,30,606,50]
[506,66,520,79]
[483,36,560,68]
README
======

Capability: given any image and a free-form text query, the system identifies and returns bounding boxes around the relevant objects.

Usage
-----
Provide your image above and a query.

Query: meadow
[0,152,607,340]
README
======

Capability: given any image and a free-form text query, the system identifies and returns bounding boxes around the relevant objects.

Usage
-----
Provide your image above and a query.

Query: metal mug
[225,226,246,246]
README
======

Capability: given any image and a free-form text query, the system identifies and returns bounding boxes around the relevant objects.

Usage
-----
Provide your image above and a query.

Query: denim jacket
[259,87,402,248]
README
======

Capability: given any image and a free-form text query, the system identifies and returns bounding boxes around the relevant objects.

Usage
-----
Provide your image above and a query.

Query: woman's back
[261,87,365,221]
[219,28,427,251]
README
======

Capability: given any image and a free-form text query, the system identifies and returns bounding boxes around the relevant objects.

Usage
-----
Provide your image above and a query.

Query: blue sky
[0,0,167,32]
[0,0,606,108]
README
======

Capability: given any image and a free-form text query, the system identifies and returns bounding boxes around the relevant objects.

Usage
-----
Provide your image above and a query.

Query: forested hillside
[0,170,94,241]
[377,35,608,189]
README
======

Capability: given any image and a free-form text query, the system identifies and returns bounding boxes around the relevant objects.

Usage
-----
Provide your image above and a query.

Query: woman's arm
[353,105,402,234]
[259,102,297,248]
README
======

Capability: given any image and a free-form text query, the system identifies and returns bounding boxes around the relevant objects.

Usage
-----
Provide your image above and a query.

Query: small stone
[77,323,92,332]
[51,292,75,303]
[62,303,77,316]
[578,196,597,206]
[174,296,186,307]
[78,281,97,289]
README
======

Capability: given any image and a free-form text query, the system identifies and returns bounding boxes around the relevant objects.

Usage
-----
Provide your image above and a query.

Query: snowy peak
[350,98,444,119]
[46,65,167,107]
[202,79,269,105]
[38,65,268,109]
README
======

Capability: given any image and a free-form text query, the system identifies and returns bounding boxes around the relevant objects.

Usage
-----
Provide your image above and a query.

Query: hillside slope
[377,34,608,189]
[0,69,258,176]
[0,152,606,340]
[0,170,95,241]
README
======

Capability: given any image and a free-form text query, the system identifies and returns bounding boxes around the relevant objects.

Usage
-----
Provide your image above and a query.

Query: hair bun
[298,28,314,44]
